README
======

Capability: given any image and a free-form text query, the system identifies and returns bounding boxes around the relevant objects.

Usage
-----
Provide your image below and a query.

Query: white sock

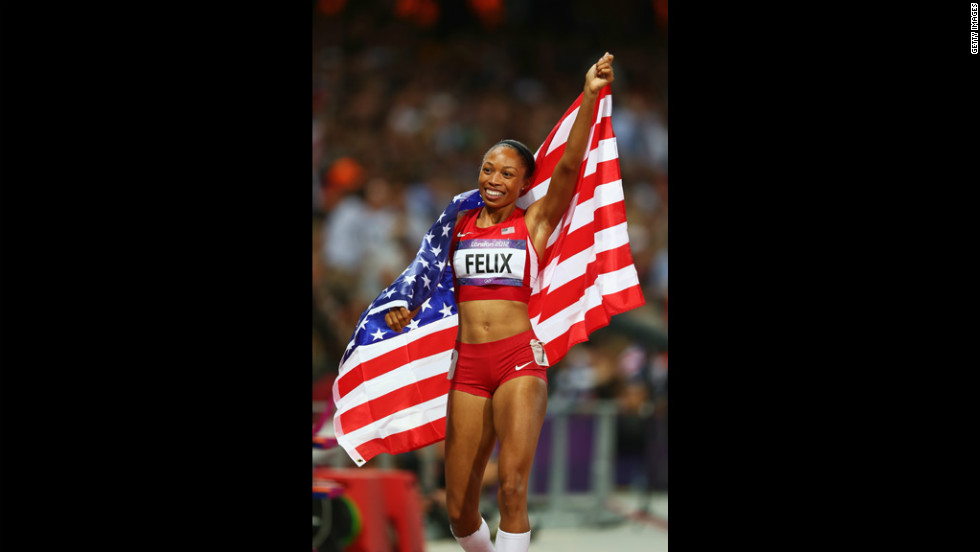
[452,517,494,552]
[494,527,531,552]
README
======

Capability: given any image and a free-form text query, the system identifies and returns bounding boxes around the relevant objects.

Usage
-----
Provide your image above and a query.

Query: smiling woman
[380,53,619,552]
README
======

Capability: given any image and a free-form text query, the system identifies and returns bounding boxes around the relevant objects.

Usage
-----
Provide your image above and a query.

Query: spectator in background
[549,346,597,404]
[648,247,668,300]
[614,344,649,490]
[644,351,668,494]
[322,176,409,309]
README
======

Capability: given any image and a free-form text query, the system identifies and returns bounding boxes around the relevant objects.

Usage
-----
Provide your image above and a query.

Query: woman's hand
[585,52,615,95]
[385,306,421,333]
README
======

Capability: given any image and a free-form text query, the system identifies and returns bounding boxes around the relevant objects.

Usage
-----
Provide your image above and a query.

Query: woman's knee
[496,473,528,511]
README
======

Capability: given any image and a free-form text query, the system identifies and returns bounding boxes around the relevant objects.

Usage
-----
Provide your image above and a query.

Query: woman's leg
[491,375,548,535]
[444,389,498,539]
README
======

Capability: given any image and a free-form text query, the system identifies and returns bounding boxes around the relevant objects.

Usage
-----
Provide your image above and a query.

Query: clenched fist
[385,306,421,333]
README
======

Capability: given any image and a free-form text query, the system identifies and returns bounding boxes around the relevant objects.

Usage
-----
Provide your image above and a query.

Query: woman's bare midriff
[456,299,533,344]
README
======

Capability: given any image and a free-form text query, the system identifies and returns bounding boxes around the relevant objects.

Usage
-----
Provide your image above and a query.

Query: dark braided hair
[485,139,536,181]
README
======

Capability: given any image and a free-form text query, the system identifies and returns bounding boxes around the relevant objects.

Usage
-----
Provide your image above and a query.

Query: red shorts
[448,329,549,398]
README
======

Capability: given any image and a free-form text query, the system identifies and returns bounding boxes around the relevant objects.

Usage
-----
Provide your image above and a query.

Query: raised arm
[526,52,615,249]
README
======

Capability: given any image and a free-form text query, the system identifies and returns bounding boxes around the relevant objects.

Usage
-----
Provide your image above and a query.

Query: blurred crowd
[311,0,668,499]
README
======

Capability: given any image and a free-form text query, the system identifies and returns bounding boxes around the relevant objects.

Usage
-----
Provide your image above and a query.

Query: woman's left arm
[526,52,615,244]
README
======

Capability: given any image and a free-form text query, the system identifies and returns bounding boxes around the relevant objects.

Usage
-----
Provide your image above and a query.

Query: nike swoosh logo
[515,361,533,371]
[457,232,473,238]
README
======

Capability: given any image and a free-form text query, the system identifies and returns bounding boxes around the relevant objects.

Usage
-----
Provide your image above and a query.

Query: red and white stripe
[333,315,458,465]
[519,87,645,365]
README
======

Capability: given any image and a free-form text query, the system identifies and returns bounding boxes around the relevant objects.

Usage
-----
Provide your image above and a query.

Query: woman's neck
[477,204,517,227]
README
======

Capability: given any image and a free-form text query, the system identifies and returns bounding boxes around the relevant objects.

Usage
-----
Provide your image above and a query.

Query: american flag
[331,86,644,466]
